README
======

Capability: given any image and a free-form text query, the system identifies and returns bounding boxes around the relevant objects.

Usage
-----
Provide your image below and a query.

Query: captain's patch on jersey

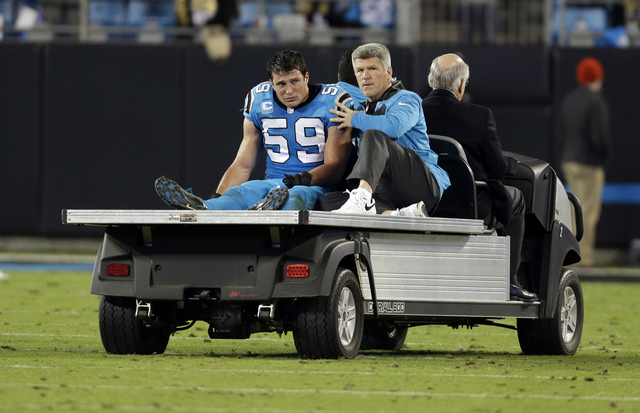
[261,101,274,114]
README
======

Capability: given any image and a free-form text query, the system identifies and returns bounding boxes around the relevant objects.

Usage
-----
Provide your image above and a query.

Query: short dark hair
[266,49,308,80]
[338,49,358,87]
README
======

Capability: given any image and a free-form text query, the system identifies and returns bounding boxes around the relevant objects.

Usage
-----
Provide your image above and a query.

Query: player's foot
[155,176,207,210]
[248,186,290,210]
[331,189,376,215]
[390,201,428,217]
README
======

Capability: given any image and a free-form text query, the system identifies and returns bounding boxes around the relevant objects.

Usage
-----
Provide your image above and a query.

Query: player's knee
[218,186,250,209]
[282,194,306,210]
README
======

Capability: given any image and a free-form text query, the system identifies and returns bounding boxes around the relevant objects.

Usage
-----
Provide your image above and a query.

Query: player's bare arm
[306,125,353,187]
[330,101,361,129]
[215,118,263,194]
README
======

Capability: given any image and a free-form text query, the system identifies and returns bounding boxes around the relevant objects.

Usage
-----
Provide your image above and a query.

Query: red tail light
[106,264,130,276]
[286,264,309,278]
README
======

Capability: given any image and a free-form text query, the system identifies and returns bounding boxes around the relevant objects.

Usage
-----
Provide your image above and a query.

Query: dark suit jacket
[422,89,510,223]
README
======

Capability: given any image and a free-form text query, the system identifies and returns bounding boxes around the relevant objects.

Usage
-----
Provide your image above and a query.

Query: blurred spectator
[359,0,394,29]
[41,0,80,27]
[325,0,394,29]
[326,1,361,28]
[174,0,237,62]
[234,1,298,29]
[560,57,612,267]
[460,0,497,44]
[295,1,330,27]
[201,0,237,62]
[598,25,630,47]
[14,0,40,29]
[597,2,630,47]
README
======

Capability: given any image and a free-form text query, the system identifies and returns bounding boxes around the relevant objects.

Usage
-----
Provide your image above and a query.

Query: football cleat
[155,176,207,210]
[248,186,290,211]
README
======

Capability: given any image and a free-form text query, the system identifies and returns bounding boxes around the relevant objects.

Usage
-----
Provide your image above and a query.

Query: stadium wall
[1,44,638,248]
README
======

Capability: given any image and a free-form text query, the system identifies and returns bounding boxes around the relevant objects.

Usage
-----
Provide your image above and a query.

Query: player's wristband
[283,172,312,188]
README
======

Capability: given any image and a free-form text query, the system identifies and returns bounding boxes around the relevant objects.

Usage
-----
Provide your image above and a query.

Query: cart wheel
[99,296,171,355]
[360,321,408,351]
[292,267,364,359]
[517,268,584,355]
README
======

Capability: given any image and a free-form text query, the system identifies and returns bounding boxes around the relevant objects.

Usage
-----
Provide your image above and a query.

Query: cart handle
[566,192,584,242]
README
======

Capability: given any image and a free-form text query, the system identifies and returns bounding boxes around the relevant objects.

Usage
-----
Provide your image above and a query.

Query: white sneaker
[332,189,376,215]
[390,201,428,217]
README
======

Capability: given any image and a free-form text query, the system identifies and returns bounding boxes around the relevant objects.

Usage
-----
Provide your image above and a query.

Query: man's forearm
[216,165,251,194]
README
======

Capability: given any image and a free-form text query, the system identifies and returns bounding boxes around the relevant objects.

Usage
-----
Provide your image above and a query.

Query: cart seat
[429,135,483,220]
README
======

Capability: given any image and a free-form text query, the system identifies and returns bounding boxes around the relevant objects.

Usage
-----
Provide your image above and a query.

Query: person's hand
[283,171,312,188]
[330,102,361,130]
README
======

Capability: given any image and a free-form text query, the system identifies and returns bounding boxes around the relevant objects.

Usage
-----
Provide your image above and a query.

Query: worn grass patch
[1,271,639,412]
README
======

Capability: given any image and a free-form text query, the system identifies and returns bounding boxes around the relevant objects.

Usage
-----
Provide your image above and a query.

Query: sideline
[566,265,640,283]
[0,262,94,272]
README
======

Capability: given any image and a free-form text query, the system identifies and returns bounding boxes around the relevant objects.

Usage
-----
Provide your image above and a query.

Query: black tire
[360,321,408,351]
[517,268,584,355]
[292,267,364,359]
[99,296,171,355]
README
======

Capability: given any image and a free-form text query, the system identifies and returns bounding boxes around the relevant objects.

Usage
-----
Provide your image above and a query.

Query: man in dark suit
[422,53,537,302]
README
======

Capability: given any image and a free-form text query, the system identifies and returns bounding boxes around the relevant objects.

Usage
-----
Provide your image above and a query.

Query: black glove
[209,192,222,199]
[282,172,312,188]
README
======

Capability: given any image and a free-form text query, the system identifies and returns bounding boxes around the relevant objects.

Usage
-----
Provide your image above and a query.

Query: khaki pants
[562,161,605,266]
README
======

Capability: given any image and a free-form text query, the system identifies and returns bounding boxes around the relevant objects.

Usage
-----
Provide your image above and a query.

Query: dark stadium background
[1,43,638,248]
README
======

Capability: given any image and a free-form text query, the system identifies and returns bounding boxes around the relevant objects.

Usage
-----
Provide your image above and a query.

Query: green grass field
[1,271,639,412]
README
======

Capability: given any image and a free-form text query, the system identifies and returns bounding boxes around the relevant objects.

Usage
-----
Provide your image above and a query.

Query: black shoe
[155,176,207,210]
[248,187,290,210]
[510,284,538,302]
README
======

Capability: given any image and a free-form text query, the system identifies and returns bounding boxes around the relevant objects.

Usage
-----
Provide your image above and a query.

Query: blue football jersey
[244,82,352,179]
[337,81,366,111]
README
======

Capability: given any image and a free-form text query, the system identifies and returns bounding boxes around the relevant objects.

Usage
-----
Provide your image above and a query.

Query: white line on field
[0,405,349,413]
[1,332,95,338]
[0,405,331,413]
[0,383,638,403]
[3,365,636,381]
[431,373,635,381]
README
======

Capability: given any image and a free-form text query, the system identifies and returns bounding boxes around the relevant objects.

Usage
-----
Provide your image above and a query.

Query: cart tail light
[106,264,130,276]
[287,264,309,278]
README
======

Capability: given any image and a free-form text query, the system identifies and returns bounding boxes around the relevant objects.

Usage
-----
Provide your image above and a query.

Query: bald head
[428,53,470,100]
[438,53,465,71]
